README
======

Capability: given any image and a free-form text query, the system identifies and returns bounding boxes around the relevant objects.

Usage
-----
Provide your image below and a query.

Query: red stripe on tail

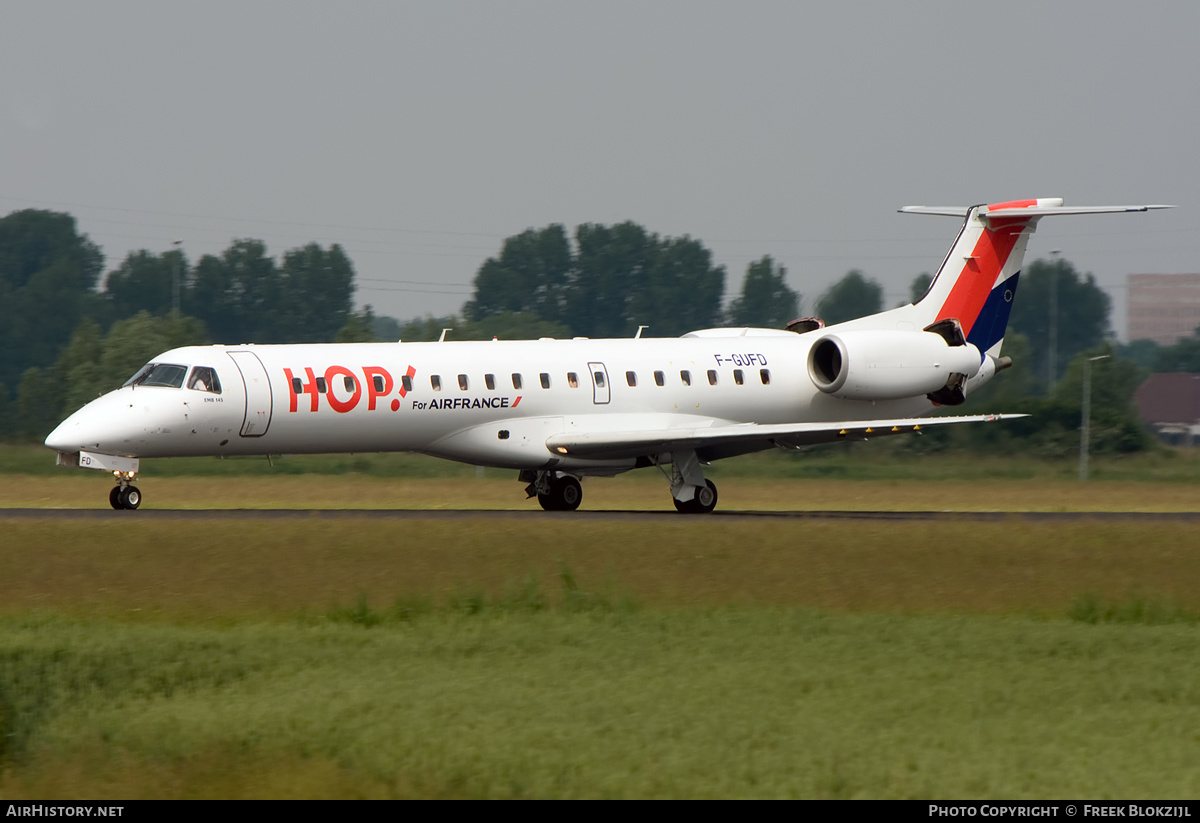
[935,220,1026,337]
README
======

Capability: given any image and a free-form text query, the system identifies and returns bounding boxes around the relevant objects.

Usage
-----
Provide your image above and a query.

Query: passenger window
[593,371,605,388]
[540,373,551,389]
[626,371,637,387]
[401,374,413,392]
[707,370,718,386]
[292,377,303,394]
[485,374,496,390]
[316,377,328,393]
[344,375,356,392]
[431,375,442,391]
[760,369,771,385]
[654,370,665,387]
[512,373,523,390]
[373,374,386,393]
[680,370,691,386]
[567,372,579,388]
[458,374,469,391]
[733,369,744,386]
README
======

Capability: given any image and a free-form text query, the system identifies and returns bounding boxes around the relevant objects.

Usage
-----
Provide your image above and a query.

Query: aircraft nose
[44,418,74,452]
[44,402,112,453]
[44,391,142,454]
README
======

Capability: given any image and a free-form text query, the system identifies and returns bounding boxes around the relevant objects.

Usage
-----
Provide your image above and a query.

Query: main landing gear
[109,471,142,510]
[521,448,720,514]
[672,479,718,514]
[523,471,583,511]
[663,449,718,514]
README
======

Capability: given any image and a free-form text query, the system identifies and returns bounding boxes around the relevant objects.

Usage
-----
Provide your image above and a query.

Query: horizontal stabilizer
[901,200,1173,218]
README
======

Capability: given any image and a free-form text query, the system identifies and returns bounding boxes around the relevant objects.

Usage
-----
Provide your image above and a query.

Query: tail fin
[901,198,1169,357]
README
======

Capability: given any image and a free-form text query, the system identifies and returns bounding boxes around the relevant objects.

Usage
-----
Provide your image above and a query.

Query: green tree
[908,272,933,304]
[465,221,726,339]
[0,382,11,440]
[1119,338,1162,371]
[53,317,106,416]
[277,243,356,342]
[727,256,799,328]
[1151,326,1200,373]
[186,239,278,343]
[371,314,403,342]
[465,311,572,341]
[465,225,572,326]
[0,210,104,390]
[104,248,187,319]
[631,235,725,337]
[815,270,883,325]
[1007,257,1111,389]
[336,306,379,343]
[14,367,59,442]
[569,222,654,338]
[395,312,570,342]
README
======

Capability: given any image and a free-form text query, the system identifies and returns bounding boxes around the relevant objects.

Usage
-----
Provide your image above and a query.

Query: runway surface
[3,508,1199,522]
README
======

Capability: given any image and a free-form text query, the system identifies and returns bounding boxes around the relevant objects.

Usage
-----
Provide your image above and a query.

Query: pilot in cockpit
[187,366,221,394]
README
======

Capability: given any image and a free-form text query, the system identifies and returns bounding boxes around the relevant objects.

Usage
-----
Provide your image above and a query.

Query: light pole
[171,239,183,316]
[1079,354,1110,482]
[1047,249,1060,387]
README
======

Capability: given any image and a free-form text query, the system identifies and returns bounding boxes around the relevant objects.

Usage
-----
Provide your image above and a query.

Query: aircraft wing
[545,413,1028,461]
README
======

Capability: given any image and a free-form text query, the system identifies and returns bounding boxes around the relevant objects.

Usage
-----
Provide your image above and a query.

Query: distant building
[1128,274,1200,345]
[1134,373,1200,446]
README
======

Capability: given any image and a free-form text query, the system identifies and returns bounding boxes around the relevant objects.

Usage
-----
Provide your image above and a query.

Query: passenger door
[227,350,273,436]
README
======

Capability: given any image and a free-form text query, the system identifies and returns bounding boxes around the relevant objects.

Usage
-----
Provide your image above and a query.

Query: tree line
[2,206,1193,453]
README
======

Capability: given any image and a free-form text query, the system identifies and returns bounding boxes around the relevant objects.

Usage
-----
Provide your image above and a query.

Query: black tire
[109,486,122,510]
[553,476,583,512]
[118,485,142,510]
[537,492,557,511]
[674,480,717,514]
[693,479,718,514]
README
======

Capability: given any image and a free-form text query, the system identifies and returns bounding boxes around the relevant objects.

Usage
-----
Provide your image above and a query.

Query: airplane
[45,198,1169,512]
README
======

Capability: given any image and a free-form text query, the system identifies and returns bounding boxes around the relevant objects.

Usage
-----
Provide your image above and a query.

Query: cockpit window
[124,363,188,389]
[188,366,221,394]
[123,363,154,387]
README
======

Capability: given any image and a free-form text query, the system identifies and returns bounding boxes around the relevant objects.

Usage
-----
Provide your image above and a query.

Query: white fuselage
[45,331,939,474]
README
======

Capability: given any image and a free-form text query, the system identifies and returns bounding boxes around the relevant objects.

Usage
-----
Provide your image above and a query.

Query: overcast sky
[3,1,1196,338]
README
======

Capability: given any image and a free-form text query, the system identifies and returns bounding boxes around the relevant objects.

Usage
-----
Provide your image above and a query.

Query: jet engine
[807,328,982,404]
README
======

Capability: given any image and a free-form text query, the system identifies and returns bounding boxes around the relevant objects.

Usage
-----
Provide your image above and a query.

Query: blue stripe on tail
[966,271,1020,353]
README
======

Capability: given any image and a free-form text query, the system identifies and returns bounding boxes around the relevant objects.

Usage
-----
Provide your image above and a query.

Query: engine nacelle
[808,330,982,402]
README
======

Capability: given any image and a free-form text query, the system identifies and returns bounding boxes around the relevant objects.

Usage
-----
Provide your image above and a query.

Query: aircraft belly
[426,416,567,470]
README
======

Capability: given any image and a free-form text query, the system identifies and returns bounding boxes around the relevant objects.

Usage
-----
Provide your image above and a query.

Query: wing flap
[545,414,1028,460]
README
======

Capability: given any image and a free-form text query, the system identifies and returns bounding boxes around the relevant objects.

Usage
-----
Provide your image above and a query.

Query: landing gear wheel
[109,486,122,510]
[554,476,582,511]
[538,475,582,511]
[116,485,141,510]
[674,480,718,514]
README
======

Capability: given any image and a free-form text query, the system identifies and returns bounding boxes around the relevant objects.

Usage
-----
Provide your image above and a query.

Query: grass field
[0,509,1198,799]
[1,447,1198,798]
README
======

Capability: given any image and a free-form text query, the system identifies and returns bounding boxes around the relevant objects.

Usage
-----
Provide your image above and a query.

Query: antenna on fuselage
[439,328,452,342]
[635,325,649,339]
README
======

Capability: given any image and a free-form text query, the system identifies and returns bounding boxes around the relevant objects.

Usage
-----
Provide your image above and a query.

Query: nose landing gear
[109,471,142,510]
